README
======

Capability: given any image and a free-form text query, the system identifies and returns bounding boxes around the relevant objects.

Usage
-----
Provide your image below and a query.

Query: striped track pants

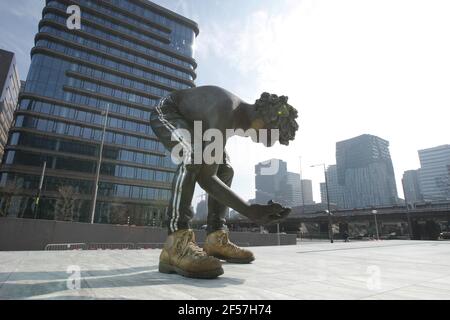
[150,97,198,233]
[150,96,234,234]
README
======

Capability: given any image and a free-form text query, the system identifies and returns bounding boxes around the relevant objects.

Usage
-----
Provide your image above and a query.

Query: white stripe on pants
[155,99,192,233]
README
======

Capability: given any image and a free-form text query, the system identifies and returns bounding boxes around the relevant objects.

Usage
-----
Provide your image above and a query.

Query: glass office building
[320,165,344,208]
[402,169,423,204]
[0,0,198,224]
[336,134,398,209]
[418,145,450,201]
[0,49,21,165]
[255,159,312,208]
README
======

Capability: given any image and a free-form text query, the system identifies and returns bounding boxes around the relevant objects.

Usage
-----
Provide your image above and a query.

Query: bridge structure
[228,201,450,240]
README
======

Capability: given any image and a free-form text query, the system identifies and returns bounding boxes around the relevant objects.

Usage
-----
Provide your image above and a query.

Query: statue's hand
[246,201,291,226]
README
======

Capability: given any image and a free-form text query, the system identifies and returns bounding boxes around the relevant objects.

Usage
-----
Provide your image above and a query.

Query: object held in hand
[246,200,291,226]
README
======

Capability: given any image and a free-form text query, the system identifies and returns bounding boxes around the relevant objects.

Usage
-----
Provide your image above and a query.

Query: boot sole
[212,254,255,264]
[159,262,224,279]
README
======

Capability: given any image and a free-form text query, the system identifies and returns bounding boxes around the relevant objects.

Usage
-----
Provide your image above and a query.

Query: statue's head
[252,92,299,147]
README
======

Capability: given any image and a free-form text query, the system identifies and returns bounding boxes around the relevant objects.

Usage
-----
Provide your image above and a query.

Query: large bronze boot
[159,229,224,279]
[203,230,255,264]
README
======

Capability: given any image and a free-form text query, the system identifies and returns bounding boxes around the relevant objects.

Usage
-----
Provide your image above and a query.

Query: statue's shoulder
[199,86,242,104]
[196,85,234,96]
[174,86,242,113]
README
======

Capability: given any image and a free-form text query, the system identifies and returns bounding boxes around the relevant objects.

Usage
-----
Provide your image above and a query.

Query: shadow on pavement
[0,265,245,299]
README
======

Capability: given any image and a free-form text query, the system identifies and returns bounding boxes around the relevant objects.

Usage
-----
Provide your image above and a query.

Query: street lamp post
[277,223,281,246]
[372,209,380,240]
[311,163,334,243]
[401,179,414,240]
[299,156,305,206]
[90,104,109,224]
[33,161,47,219]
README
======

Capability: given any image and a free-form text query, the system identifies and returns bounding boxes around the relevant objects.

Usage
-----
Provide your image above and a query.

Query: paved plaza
[1,240,450,300]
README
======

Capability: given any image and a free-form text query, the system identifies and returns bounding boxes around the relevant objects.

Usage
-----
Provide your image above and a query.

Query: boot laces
[176,231,206,259]
[218,232,241,252]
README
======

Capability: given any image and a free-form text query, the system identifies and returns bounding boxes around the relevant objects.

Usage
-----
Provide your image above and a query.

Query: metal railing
[87,243,135,250]
[135,243,165,249]
[45,241,251,251]
[44,243,87,251]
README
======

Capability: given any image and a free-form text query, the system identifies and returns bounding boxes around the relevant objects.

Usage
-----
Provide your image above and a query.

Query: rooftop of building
[418,144,450,153]
[336,133,390,145]
[0,49,16,92]
[124,0,199,35]
[1,240,449,300]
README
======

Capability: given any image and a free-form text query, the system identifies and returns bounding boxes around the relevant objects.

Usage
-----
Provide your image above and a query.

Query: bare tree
[0,179,21,217]
[54,186,79,222]
[110,203,129,225]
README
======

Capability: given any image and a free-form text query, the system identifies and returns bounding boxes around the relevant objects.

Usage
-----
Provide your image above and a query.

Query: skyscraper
[285,172,302,207]
[402,169,423,204]
[336,134,398,209]
[0,49,21,164]
[255,159,288,205]
[320,164,344,208]
[418,145,450,201]
[0,0,198,223]
[255,159,310,207]
[300,179,314,205]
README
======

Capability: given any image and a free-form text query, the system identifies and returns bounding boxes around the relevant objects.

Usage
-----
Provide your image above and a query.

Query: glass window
[5,151,15,165]
[15,116,24,127]
[9,133,20,146]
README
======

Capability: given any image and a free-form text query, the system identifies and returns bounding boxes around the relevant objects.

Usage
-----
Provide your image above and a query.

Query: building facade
[0,49,21,165]
[336,134,398,209]
[0,0,198,224]
[300,179,314,205]
[418,145,450,201]
[285,172,302,207]
[255,159,288,205]
[255,159,310,207]
[402,169,423,204]
[320,164,344,208]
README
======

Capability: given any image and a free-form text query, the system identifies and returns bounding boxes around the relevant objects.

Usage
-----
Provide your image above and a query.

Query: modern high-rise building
[300,179,314,205]
[0,49,21,164]
[285,172,302,207]
[418,145,450,201]
[336,134,398,209]
[194,198,207,222]
[255,159,288,205]
[19,81,26,94]
[320,164,344,208]
[255,159,310,207]
[402,169,423,204]
[0,0,198,224]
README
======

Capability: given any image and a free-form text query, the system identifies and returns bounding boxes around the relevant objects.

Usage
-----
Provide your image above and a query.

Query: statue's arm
[196,164,250,214]
[196,164,291,226]
[197,168,291,225]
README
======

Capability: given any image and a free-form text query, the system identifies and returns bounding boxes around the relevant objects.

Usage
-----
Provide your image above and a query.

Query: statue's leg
[150,97,224,279]
[166,161,201,234]
[150,97,200,234]
[203,153,255,264]
[206,153,234,235]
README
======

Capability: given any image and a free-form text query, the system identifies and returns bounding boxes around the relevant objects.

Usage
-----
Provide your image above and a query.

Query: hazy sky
[1,0,450,206]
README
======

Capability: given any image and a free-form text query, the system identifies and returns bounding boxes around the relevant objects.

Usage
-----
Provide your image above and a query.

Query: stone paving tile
[1,240,450,299]
[363,284,450,300]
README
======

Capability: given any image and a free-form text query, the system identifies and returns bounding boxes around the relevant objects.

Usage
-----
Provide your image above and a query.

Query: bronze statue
[150,86,299,279]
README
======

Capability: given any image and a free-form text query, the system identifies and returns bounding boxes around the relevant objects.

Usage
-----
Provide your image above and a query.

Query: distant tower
[300,179,314,205]
[402,170,423,204]
[0,49,20,164]
[255,159,312,207]
[255,159,288,205]
[320,165,344,208]
[336,134,398,209]
[418,145,450,201]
